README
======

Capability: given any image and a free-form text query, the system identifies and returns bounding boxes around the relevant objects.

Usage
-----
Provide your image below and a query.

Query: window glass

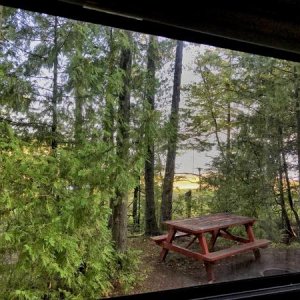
[1,6,300,299]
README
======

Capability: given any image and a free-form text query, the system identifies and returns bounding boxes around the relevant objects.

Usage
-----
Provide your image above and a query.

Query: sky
[175,43,217,174]
[175,149,215,174]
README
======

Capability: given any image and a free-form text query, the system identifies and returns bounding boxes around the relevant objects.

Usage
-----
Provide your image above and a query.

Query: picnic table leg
[245,224,261,260]
[186,236,197,248]
[198,233,215,282]
[204,262,215,283]
[160,227,176,261]
[208,229,219,251]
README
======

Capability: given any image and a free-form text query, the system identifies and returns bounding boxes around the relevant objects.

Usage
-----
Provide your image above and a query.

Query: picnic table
[151,212,271,282]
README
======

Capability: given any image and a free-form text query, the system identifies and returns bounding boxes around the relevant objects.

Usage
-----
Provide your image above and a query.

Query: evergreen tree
[161,40,184,223]
[144,35,160,235]
[111,30,133,252]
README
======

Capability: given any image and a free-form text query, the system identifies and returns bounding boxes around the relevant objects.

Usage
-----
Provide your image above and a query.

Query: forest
[1,6,300,299]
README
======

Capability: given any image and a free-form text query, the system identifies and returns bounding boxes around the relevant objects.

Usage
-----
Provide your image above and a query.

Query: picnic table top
[163,212,256,234]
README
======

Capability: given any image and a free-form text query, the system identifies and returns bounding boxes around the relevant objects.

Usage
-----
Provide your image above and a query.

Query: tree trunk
[185,190,192,218]
[132,184,139,228]
[104,29,117,228]
[51,16,58,150]
[0,6,3,41]
[197,167,202,191]
[226,102,231,155]
[74,89,83,145]
[144,35,160,235]
[280,135,300,235]
[103,28,116,145]
[294,64,300,205]
[278,127,295,238]
[278,156,295,241]
[111,31,132,253]
[161,40,184,223]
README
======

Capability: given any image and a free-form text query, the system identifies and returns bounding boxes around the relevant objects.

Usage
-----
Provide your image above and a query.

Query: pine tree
[144,35,160,235]
[161,40,184,223]
[111,30,133,252]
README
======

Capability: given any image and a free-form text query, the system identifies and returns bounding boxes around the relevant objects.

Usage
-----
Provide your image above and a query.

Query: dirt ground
[112,236,300,297]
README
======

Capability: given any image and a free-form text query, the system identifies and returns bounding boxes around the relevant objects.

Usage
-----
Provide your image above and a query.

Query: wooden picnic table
[151,212,271,282]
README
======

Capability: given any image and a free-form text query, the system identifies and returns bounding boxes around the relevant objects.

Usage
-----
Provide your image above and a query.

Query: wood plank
[208,229,219,250]
[245,224,255,242]
[164,213,255,227]
[198,233,209,254]
[161,241,205,260]
[204,261,215,283]
[219,229,249,243]
[150,231,189,243]
[160,228,176,261]
[163,213,256,234]
[196,217,255,232]
[174,231,190,238]
[202,239,271,262]
[186,236,197,248]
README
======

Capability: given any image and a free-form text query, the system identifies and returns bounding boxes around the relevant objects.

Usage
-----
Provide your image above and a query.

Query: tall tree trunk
[111,31,132,253]
[294,64,300,205]
[0,6,3,41]
[278,155,295,240]
[161,40,184,223]
[197,167,202,191]
[104,29,117,228]
[51,16,58,150]
[226,102,231,155]
[132,184,139,228]
[144,35,160,235]
[103,28,116,145]
[282,152,300,235]
[280,138,300,235]
[74,89,83,145]
[185,190,192,218]
[278,127,295,238]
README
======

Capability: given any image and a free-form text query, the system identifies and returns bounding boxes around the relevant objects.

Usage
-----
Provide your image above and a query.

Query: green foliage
[171,189,214,219]
[0,6,180,299]
[0,124,139,298]
[182,46,300,242]
[111,250,142,294]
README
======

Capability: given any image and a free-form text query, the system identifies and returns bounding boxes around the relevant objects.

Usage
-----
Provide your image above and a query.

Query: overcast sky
[175,43,217,174]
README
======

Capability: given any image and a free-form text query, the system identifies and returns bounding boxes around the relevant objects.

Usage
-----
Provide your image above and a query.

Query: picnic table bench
[151,213,271,282]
